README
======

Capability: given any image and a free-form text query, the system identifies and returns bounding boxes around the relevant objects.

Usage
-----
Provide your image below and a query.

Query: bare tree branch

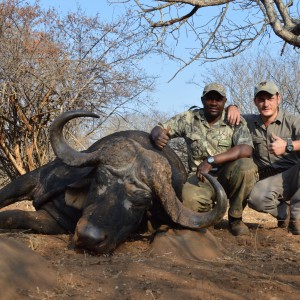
[261,0,300,46]
[0,0,156,179]
[150,5,200,27]
[117,0,300,78]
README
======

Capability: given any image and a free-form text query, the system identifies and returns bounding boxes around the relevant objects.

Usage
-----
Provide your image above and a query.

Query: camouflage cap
[202,83,226,97]
[254,81,279,97]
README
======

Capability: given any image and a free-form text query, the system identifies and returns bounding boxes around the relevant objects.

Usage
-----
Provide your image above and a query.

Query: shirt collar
[254,110,282,126]
[197,108,227,125]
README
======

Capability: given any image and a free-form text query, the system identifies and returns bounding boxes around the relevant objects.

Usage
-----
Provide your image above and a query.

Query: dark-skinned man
[150,83,257,236]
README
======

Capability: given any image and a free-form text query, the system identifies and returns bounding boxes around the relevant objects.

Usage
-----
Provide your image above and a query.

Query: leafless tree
[0,0,155,181]
[114,0,300,79]
[202,47,300,114]
[99,109,169,134]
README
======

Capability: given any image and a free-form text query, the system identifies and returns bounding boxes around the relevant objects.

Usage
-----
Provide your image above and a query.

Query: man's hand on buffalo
[150,125,170,149]
[196,160,213,182]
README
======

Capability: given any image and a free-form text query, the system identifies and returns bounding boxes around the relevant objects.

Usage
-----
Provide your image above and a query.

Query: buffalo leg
[0,170,40,209]
[0,209,67,234]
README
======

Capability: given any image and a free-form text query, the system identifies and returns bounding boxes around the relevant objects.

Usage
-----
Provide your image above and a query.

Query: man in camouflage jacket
[150,83,257,236]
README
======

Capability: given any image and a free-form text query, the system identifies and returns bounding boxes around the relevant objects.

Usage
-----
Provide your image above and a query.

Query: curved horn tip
[49,110,100,131]
[201,171,228,217]
[60,110,100,119]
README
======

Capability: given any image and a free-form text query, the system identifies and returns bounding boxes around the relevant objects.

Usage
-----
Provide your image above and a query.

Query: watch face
[286,139,294,153]
[207,156,214,164]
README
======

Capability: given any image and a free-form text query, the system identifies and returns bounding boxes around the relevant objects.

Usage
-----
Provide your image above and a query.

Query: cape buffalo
[0,110,227,253]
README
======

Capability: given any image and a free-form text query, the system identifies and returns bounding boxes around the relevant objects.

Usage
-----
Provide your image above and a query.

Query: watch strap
[286,138,294,153]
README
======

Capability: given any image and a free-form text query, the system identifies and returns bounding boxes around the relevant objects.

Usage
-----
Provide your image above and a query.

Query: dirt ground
[1,202,300,300]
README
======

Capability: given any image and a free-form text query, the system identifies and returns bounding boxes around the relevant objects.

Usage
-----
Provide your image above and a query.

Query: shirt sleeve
[242,114,255,124]
[291,115,300,140]
[159,111,190,138]
[232,117,254,148]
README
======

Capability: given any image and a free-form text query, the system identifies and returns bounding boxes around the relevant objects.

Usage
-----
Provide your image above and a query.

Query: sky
[28,0,205,114]
[28,0,285,115]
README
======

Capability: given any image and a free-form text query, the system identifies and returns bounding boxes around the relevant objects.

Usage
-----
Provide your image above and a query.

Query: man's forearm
[291,140,300,152]
[209,145,253,165]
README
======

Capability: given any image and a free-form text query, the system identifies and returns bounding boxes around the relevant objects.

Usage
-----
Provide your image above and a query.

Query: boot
[277,205,290,228]
[288,219,300,235]
[277,217,289,229]
[228,216,249,236]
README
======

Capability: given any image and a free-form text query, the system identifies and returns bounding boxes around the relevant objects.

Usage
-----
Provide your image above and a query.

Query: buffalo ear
[65,179,90,209]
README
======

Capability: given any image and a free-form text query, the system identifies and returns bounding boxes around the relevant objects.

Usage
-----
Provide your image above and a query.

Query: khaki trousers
[182,158,258,219]
[248,163,300,220]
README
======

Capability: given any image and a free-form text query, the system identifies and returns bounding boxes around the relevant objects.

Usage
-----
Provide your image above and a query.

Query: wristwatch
[207,156,215,166]
[286,138,294,153]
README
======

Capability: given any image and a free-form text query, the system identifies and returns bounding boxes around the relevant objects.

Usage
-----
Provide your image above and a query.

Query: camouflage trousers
[182,158,258,219]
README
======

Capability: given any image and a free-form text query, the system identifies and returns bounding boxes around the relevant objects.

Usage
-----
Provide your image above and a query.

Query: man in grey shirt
[228,81,300,234]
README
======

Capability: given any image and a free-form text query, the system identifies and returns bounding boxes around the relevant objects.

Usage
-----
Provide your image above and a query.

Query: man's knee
[182,181,214,212]
[223,158,258,182]
[248,183,266,211]
[220,158,258,191]
[182,197,213,212]
[231,158,257,173]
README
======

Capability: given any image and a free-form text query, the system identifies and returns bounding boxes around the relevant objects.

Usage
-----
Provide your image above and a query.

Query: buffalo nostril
[74,226,107,248]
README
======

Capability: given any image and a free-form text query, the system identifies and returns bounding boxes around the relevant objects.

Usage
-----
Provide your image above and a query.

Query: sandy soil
[1,202,300,300]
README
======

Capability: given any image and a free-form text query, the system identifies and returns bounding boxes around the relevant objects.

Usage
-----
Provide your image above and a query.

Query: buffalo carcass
[0,110,227,254]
